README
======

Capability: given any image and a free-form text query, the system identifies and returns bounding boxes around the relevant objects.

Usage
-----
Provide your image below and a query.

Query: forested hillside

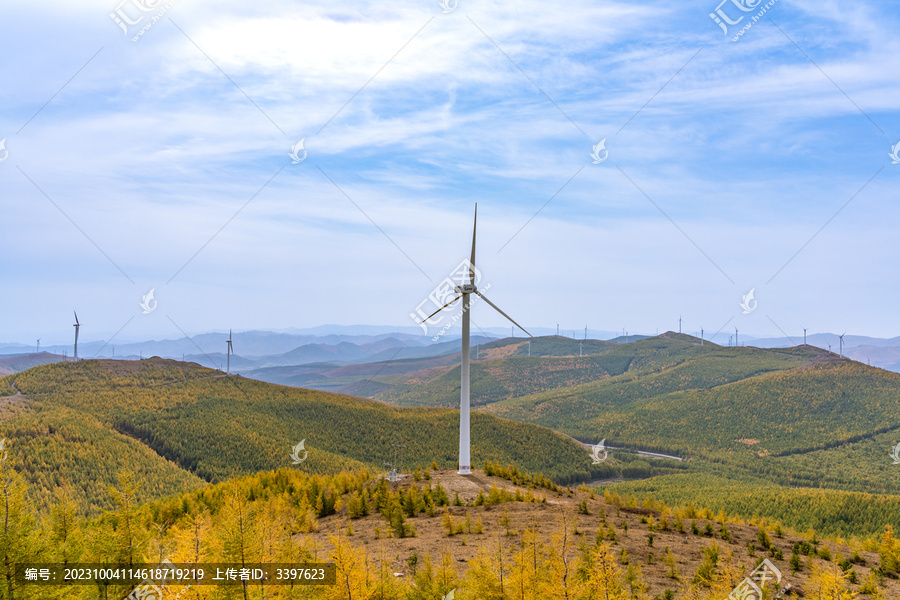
[374,334,900,511]
[0,359,606,513]
[374,335,809,407]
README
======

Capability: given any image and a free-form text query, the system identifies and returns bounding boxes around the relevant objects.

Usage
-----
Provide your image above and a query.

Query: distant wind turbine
[73,312,80,361]
[803,328,807,346]
[839,332,846,358]
[36,339,40,354]
[423,204,531,475]
[226,329,233,374]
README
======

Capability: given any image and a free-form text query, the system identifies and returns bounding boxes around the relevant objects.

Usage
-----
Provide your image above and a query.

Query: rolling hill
[243,335,621,396]
[375,333,900,498]
[0,358,605,514]
[0,352,66,375]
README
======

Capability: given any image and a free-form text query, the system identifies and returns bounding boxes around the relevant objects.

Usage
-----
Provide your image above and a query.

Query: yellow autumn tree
[214,486,263,600]
[0,454,37,600]
[508,524,551,600]
[878,525,900,572]
[806,561,857,600]
[586,542,627,600]
[369,542,409,600]
[328,535,371,600]
[546,514,585,600]
[464,536,509,600]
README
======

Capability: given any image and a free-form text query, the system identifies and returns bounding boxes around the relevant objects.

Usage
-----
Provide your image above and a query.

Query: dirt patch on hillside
[478,342,527,361]
[0,392,32,421]
[397,365,455,386]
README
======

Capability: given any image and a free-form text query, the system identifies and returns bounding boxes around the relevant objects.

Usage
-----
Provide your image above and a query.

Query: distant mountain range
[2,328,899,377]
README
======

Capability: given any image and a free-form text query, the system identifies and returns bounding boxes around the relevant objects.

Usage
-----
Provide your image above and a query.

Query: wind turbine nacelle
[455,284,477,294]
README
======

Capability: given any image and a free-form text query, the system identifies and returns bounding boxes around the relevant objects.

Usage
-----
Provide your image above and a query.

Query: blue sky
[1,0,899,346]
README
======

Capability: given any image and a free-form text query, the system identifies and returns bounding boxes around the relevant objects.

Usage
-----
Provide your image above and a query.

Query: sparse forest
[2,458,894,600]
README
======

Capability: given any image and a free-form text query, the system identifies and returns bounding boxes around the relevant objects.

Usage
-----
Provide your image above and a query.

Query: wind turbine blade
[74,311,79,325]
[475,291,532,336]
[469,204,477,284]
[424,295,462,322]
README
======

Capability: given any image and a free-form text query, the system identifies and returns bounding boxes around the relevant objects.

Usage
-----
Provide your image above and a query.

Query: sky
[1,0,899,347]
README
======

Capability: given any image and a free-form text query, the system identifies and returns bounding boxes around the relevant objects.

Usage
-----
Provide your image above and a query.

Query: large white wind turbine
[424,205,531,474]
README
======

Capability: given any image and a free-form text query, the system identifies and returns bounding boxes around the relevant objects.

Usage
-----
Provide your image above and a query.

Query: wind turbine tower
[700,328,704,346]
[839,332,846,358]
[226,329,233,374]
[73,312,80,361]
[424,205,531,475]
[735,327,739,347]
[36,339,40,354]
[803,328,807,346]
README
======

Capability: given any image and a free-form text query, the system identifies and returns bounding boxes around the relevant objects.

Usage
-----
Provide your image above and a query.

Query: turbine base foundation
[458,466,471,475]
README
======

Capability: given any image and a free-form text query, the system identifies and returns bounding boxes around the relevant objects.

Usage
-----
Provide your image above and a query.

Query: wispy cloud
[1,0,899,342]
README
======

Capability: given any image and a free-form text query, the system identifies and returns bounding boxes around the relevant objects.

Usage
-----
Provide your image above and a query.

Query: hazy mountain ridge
[3,328,899,373]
